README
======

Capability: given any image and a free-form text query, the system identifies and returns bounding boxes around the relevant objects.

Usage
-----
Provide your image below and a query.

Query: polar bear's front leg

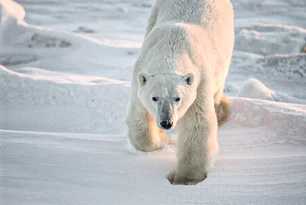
[167,87,219,185]
[126,99,169,152]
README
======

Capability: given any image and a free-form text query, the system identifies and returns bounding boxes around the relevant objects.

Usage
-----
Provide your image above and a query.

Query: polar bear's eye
[152,97,158,102]
[175,97,181,102]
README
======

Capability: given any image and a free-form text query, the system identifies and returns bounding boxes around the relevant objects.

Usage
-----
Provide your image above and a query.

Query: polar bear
[125,0,234,185]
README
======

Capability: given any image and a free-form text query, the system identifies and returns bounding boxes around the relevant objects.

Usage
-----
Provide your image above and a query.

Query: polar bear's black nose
[160,121,173,129]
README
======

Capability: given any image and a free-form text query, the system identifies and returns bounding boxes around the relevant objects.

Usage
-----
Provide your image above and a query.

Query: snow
[1,0,306,204]
[235,24,306,55]
[239,78,306,104]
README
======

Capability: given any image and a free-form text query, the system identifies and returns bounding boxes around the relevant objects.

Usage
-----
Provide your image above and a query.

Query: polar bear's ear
[138,72,148,86]
[183,73,194,86]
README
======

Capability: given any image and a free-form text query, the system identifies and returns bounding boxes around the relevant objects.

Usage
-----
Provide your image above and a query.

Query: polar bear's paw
[166,169,207,185]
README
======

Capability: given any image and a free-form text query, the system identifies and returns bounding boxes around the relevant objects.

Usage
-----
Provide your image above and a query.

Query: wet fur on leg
[215,96,230,126]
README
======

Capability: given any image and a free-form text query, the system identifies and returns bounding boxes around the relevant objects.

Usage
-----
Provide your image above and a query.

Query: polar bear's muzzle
[157,100,177,130]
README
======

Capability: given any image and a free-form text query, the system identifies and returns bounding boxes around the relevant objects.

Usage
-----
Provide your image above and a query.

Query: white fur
[125,0,234,185]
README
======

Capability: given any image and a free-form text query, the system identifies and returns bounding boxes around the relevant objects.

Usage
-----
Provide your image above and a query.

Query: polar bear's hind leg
[215,96,230,126]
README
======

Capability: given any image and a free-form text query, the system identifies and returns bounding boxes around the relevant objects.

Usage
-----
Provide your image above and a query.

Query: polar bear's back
[151,0,234,64]
[154,0,233,28]
[140,0,234,86]
[148,0,234,79]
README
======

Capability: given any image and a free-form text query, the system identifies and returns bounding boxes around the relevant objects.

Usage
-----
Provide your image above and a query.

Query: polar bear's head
[137,72,196,130]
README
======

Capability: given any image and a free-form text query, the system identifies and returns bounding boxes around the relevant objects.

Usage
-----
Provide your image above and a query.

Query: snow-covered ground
[1,0,306,204]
